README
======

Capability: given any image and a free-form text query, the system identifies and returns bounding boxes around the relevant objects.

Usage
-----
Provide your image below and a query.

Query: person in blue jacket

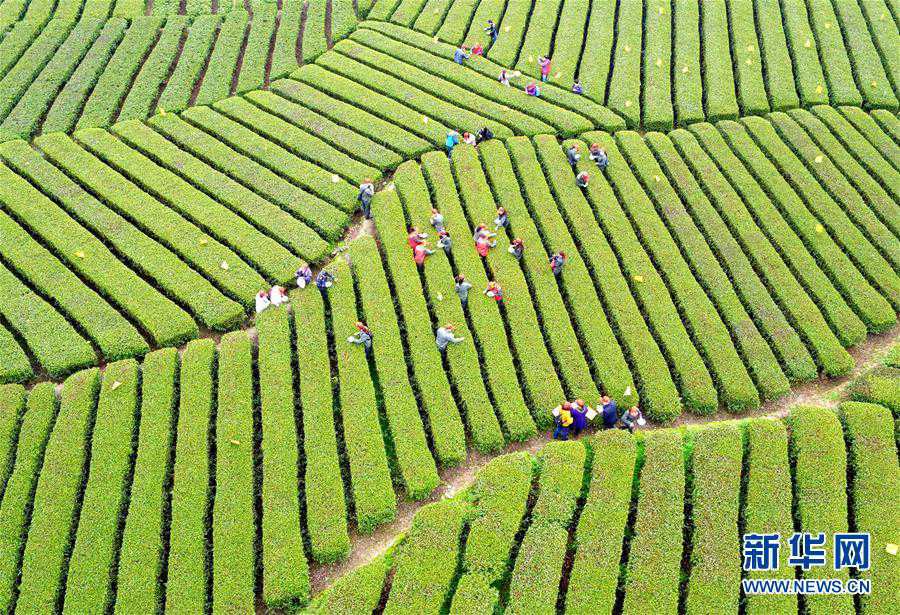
[446,130,460,158]
[571,399,589,437]
[600,395,619,429]
[453,45,470,64]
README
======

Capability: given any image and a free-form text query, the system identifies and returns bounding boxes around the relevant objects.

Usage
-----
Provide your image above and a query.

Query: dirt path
[309,324,898,595]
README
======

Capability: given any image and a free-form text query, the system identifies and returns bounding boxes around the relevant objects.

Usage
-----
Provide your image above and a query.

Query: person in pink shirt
[414,242,435,267]
[538,56,551,81]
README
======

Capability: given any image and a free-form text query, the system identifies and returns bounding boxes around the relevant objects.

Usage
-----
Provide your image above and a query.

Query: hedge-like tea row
[777,0,830,107]
[420,151,537,439]
[670,128,846,378]
[213,95,381,184]
[605,132,759,412]
[0,383,56,611]
[721,118,898,331]
[292,287,351,563]
[549,0,589,88]
[837,105,900,172]
[790,109,900,238]
[388,0,428,29]
[113,348,177,614]
[726,0,768,117]
[453,145,565,422]
[620,429,684,614]
[411,0,451,35]
[576,134,717,414]
[0,384,23,494]
[452,452,533,612]
[112,119,330,261]
[565,429,636,613]
[642,1,672,131]
[63,360,138,614]
[361,21,624,131]
[431,0,475,44]
[672,0,703,125]
[382,497,468,614]
[806,0,862,107]
[144,113,346,244]
[235,2,275,94]
[760,113,900,278]
[315,45,512,140]
[506,440,585,614]
[301,0,327,62]
[368,191,471,462]
[743,418,796,615]
[180,105,359,211]
[700,0,738,122]
[386,166,505,453]
[788,406,855,615]
[685,423,742,614]
[840,401,899,614]
[270,77,433,159]
[156,14,220,113]
[702,121,870,349]
[306,552,393,615]
[483,0,527,66]
[328,258,397,533]
[0,19,44,78]
[645,131,816,384]
[212,331,256,613]
[245,89,403,172]
[0,18,75,122]
[255,308,309,608]
[605,0,641,127]
[0,17,102,140]
[512,0,561,82]
[622,133,789,402]
[0,257,95,378]
[194,10,246,106]
[41,17,126,134]
[270,0,301,78]
[751,0,799,112]
[349,236,440,498]
[75,126,301,284]
[348,30,588,136]
[0,327,30,385]
[830,0,898,110]
[15,368,98,614]
[0,140,227,338]
[848,366,900,415]
[291,63,448,147]
[165,339,214,614]
[869,107,900,143]
[533,135,678,422]
[506,137,634,403]
[35,132,265,308]
[480,140,600,402]
[77,16,163,130]
[117,16,187,123]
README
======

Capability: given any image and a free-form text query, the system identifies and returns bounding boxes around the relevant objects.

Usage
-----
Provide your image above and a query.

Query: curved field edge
[304,399,899,614]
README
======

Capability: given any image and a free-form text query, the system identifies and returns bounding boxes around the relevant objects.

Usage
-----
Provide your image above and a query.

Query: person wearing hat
[430,208,445,233]
[315,270,335,293]
[436,324,464,353]
[357,179,375,219]
[437,230,452,255]
[348,322,373,356]
[576,171,590,189]
[550,251,567,276]
[296,265,313,289]
[508,237,525,260]
[566,144,581,168]
[589,143,608,171]
[269,285,289,307]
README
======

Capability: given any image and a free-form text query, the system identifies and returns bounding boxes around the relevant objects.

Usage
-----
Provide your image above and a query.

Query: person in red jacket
[484,281,503,302]
[413,242,435,267]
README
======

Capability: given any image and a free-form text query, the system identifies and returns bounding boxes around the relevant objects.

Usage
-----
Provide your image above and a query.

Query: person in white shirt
[255,290,271,314]
[269,286,289,306]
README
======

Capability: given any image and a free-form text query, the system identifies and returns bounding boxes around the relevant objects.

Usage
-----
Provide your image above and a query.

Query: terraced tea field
[0,0,896,611]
